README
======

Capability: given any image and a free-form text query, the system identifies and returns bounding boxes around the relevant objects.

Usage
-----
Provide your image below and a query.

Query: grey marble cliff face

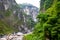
[0,0,16,10]
[0,0,38,33]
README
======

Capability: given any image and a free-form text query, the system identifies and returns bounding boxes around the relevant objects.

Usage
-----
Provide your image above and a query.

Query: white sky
[15,0,40,8]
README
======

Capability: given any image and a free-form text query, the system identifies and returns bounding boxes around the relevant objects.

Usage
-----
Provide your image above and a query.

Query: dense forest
[0,0,60,40]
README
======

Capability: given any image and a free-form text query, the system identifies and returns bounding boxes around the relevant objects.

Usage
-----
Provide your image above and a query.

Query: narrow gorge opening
[0,0,60,40]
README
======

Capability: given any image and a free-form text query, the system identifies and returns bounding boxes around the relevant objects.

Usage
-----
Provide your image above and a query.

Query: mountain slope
[19,3,39,21]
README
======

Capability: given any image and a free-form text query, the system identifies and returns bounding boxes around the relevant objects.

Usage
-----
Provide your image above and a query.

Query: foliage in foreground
[23,0,60,40]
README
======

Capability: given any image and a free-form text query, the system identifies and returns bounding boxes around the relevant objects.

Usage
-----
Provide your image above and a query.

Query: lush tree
[34,0,60,40]
[24,0,60,40]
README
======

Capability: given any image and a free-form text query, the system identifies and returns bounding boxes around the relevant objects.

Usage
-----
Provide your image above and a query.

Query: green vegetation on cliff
[0,20,14,35]
[0,9,14,35]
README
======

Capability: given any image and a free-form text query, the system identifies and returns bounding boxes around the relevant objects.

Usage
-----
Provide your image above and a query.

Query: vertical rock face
[20,3,39,22]
[40,0,54,12]
[0,0,19,35]
[40,0,45,12]
[0,0,38,34]
[0,0,17,10]
[17,4,39,33]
